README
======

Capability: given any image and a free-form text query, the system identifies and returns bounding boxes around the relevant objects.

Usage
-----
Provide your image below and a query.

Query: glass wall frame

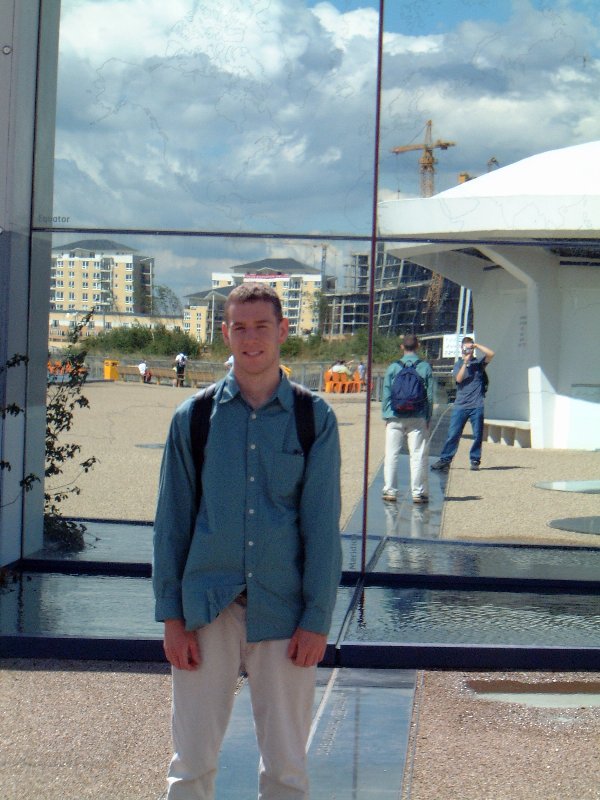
[1,0,599,664]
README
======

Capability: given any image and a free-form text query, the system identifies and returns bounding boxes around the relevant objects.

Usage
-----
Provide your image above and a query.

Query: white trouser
[383,417,429,498]
[166,601,316,800]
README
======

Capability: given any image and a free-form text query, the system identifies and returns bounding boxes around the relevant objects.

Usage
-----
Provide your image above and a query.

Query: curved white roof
[438,141,600,199]
[378,141,600,239]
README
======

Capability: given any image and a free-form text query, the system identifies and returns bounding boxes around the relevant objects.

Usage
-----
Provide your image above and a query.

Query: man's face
[222,300,288,377]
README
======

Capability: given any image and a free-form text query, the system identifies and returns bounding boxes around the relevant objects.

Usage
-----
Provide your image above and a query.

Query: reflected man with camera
[431,336,495,472]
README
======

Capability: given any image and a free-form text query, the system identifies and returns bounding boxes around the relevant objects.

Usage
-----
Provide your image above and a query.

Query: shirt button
[248,541,254,547]
[250,443,256,450]
[247,572,253,578]
[249,476,255,482]
[251,412,257,420]
[248,508,255,515]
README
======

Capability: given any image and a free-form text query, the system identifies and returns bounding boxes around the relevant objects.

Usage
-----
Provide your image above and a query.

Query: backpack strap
[190,383,218,513]
[190,381,316,514]
[398,357,421,368]
[290,381,316,460]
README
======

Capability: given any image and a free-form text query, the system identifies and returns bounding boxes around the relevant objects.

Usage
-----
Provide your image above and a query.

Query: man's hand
[164,619,201,670]
[287,628,327,668]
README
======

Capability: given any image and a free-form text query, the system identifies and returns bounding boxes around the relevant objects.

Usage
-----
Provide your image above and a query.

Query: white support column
[480,246,561,449]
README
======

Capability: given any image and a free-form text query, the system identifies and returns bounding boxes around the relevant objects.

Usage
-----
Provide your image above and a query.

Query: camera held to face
[462,345,474,356]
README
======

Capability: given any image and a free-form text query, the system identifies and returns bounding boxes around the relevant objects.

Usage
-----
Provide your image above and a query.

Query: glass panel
[369,0,600,555]
[344,587,600,647]
[32,230,370,560]
[0,573,161,638]
[29,0,600,607]
[38,0,379,236]
[0,576,352,643]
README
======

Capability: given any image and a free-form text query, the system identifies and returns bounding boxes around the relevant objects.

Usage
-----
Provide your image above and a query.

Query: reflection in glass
[44,0,379,235]
[31,0,600,583]
[36,232,370,559]
[345,587,600,647]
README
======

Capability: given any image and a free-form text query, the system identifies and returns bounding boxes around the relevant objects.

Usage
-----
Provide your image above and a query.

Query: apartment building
[50,239,153,315]
[210,258,322,337]
[182,287,233,343]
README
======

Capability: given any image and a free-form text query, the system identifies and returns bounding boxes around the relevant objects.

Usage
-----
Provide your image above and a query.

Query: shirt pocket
[267,452,305,502]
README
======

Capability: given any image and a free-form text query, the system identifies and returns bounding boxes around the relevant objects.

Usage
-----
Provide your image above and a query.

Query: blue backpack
[390,358,426,413]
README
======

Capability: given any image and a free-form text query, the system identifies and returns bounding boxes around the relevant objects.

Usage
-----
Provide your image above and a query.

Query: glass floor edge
[2,634,598,671]
[1,578,599,667]
[26,520,600,584]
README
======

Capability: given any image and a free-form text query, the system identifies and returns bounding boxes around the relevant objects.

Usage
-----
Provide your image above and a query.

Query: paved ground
[1,382,599,799]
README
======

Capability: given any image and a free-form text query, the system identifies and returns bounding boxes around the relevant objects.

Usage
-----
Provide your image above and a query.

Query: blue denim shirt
[381,354,433,422]
[153,373,342,642]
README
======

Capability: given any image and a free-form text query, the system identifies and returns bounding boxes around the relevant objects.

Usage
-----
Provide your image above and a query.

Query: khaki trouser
[166,601,316,800]
[383,417,430,499]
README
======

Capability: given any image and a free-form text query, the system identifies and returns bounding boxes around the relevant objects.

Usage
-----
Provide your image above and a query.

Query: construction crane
[392,121,455,327]
[391,119,455,198]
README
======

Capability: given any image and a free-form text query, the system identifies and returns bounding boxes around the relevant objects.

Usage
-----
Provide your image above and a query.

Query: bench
[115,365,216,387]
[484,419,531,448]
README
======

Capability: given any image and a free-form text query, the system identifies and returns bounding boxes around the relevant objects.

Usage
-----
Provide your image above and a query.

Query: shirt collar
[219,369,291,410]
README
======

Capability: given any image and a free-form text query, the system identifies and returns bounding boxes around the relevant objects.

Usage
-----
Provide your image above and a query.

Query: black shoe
[431,459,450,472]
[470,461,480,471]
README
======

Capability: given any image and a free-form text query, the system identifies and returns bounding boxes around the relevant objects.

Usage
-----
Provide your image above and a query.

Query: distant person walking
[431,337,495,472]
[357,361,366,384]
[138,359,152,384]
[381,334,433,504]
[174,352,187,387]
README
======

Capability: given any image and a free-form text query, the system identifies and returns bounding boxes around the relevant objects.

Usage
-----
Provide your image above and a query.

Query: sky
[46,0,600,298]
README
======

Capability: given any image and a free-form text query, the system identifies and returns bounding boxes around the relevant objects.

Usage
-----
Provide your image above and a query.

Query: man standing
[153,283,342,800]
[381,334,433,504]
[138,359,152,383]
[174,352,187,387]
[431,336,495,472]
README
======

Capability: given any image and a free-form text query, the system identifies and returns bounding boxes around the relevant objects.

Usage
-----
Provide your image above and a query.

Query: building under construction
[322,243,473,359]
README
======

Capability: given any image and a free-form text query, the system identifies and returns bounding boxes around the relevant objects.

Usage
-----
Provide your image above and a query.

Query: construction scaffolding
[322,245,472,358]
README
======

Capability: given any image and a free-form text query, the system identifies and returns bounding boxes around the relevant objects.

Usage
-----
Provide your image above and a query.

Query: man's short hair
[462,336,474,345]
[224,282,283,322]
[403,334,418,350]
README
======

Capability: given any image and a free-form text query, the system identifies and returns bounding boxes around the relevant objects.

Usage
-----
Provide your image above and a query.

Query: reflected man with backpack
[382,334,433,504]
[431,337,495,472]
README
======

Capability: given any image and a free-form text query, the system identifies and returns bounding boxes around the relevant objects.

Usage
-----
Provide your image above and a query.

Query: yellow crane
[391,119,455,198]
[391,120,456,326]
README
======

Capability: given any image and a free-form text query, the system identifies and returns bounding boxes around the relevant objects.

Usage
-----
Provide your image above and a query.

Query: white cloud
[52,0,600,295]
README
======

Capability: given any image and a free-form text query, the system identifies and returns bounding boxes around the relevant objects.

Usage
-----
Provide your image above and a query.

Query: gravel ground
[1,383,598,799]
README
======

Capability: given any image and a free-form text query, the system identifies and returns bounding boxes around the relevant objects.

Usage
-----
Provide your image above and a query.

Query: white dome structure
[378,142,600,450]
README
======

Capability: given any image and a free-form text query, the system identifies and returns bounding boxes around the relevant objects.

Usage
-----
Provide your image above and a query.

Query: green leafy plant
[83,322,200,358]
[44,311,97,549]
[1,312,98,551]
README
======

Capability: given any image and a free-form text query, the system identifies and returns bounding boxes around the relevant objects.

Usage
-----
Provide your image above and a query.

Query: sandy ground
[47,382,384,530]
[1,382,599,799]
